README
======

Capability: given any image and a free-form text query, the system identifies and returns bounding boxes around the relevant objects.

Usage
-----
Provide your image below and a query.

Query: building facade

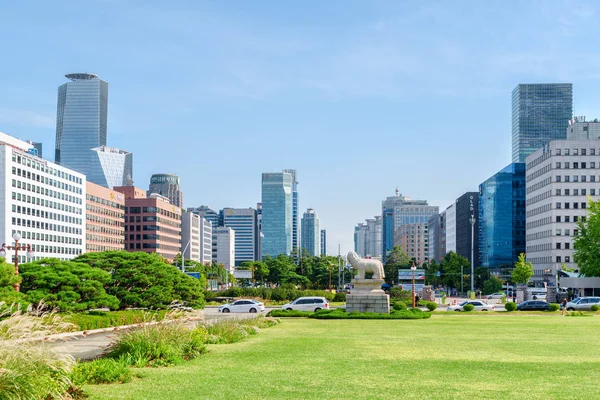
[86,181,124,252]
[55,73,108,175]
[427,214,441,262]
[181,211,201,262]
[300,208,320,256]
[525,138,600,278]
[354,223,367,257]
[199,217,212,265]
[148,174,183,208]
[215,227,235,271]
[88,146,133,189]
[381,190,407,261]
[0,132,86,262]
[188,205,221,262]
[455,192,479,266]
[115,186,181,260]
[320,229,327,256]
[221,207,259,266]
[393,223,429,262]
[365,216,382,258]
[261,172,293,258]
[511,83,573,163]
[444,203,457,254]
[479,163,526,268]
[282,169,299,256]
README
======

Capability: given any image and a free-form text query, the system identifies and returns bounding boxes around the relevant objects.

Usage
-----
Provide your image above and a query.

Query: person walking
[561,297,568,315]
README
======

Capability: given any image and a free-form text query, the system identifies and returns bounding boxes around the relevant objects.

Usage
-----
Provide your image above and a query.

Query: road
[51,307,277,361]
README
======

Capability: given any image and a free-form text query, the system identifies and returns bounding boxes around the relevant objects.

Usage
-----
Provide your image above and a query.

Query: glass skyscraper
[511,83,573,163]
[222,207,259,266]
[88,146,133,189]
[478,163,526,268]
[301,208,320,256]
[261,172,293,258]
[282,169,299,255]
[55,73,108,175]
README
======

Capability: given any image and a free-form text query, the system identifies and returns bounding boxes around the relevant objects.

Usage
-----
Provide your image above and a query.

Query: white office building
[526,135,600,279]
[215,227,235,272]
[0,132,86,262]
[444,203,456,254]
[199,217,212,265]
[181,211,201,262]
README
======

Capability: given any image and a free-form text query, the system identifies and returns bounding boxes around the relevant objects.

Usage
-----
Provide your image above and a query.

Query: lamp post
[0,232,34,292]
[411,261,417,308]
[469,214,476,293]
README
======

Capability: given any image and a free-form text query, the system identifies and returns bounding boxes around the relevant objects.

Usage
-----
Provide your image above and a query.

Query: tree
[511,253,533,285]
[384,247,411,284]
[474,266,491,290]
[0,258,25,305]
[482,276,503,295]
[574,198,600,276]
[440,252,470,291]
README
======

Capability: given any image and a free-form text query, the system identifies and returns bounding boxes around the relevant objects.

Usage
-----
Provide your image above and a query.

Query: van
[281,297,330,312]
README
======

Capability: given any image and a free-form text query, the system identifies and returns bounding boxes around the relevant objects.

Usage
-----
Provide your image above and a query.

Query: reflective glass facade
[55,73,108,177]
[282,169,299,255]
[222,208,259,266]
[301,208,320,256]
[261,172,292,258]
[88,146,133,189]
[512,83,573,163]
[478,163,526,268]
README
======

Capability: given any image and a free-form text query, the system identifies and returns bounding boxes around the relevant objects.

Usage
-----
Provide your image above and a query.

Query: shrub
[66,310,169,331]
[505,302,517,312]
[71,358,132,385]
[309,308,431,320]
[390,287,411,300]
[392,302,407,311]
[333,292,346,302]
[549,303,560,312]
[591,305,600,312]
[426,302,438,311]
[566,311,592,317]
[105,321,207,367]
[205,316,279,344]
[267,309,313,318]
[463,304,475,312]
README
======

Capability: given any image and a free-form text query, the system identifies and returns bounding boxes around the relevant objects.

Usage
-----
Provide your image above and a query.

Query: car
[447,300,495,312]
[218,299,265,313]
[566,297,600,311]
[486,293,505,299]
[281,297,330,312]
[167,301,193,312]
[517,300,550,311]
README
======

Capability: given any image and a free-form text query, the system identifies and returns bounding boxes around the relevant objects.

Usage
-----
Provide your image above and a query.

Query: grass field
[85,314,600,400]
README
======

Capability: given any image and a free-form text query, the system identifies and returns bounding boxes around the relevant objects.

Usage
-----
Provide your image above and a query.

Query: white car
[486,293,505,299]
[218,299,265,313]
[447,300,495,312]
[281,297,329,312]
[566,297,600,311]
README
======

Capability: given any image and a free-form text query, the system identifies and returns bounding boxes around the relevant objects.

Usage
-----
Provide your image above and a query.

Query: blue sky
[1,0,600,255]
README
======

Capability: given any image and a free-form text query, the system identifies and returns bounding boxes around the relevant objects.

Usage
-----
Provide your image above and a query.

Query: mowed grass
[86,315,600,400]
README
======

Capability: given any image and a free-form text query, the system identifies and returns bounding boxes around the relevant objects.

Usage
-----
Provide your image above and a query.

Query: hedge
[266,310,313,318]
[309,308,431,320]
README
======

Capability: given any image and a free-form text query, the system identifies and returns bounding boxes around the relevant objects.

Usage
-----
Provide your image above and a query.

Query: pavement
[50,307,278,361]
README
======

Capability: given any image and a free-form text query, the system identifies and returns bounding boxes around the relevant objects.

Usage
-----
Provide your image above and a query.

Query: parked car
[281,297,330,312]
[517,300,550,311]
[218,299,265,313]
[566,297,600,311]
[167,301,193,312]
[447,300,495,312]
[486,293,505,299]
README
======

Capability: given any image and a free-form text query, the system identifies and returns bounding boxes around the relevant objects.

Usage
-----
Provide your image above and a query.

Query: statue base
[346,278,390,314]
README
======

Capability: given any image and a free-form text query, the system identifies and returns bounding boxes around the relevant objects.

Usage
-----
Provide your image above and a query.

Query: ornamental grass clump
[71,358,132,385]
[0,302,77,400]
[205,316,280,344]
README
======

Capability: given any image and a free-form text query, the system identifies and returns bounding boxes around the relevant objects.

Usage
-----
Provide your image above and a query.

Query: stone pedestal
[346,278,390,314]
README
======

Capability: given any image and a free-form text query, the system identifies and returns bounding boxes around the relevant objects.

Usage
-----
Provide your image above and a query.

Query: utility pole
[338,243,341,290]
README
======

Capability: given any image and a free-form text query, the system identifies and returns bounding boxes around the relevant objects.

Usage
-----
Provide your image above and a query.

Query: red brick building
[86,182,125,252]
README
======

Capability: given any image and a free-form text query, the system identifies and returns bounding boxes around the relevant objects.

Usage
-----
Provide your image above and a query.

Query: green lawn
[86,315,600,400]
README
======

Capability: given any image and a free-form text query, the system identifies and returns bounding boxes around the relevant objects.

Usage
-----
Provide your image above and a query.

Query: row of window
[12,217,83,235]
[87,194,124,210]
[9,229,83,246]
[556,202,587,209]
[127,207,180,220]
[87,214,124,227]
[86,224,123,236]
[87,244,124,252]
[12,152,83,185]
[86,234,124,244]
[555,161,597,169]
[555,175,596,182]
[87,204,124,219]
[12,164,82,197]
[555,148,597,156]
[11,204,81,226]
[555,188,596,196]
[12,191,83,217]
[12,178,82,206]
[127,243,181,251]
[124,225,181,237]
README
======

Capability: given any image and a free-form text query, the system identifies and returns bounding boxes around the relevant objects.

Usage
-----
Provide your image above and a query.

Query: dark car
[517,300,550,311]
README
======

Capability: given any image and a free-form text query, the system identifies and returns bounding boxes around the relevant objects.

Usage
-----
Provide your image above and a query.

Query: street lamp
[411,261,417,308]
[0,232,34,292]
[469,214,476,293]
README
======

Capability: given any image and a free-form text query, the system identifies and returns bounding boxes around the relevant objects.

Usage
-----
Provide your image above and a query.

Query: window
[565,176,571,182]
[582,202,587,209]
[556,176,562,182]
[574,216,578,222]
[592,176,597,182]
[556,149,561,155]
[574,175,579,182]
[565,216,570,223]
[556,162,561,169]
[565,149,570,155]
[582,175,587,182]
[556,243,561,249]
[556,216,561,222]
[574,149,579,156]
[556,189,562,196]
[565,189,570,195]
[574,203,578,209]
[573,189,578,196]
[556,202,562,209]
[574,162,579,169]
[565,243,570,250]
[565,229,570,236]
[582,149,587,156]
[592,189,596,195]
[556,229,561,236]
[565,203,570,209]
[582,162,587,169]
[565,256,571,263]
[574,229,579,236]
[565,162,570,169]
[556,256,562,262]
[582,189,587,195]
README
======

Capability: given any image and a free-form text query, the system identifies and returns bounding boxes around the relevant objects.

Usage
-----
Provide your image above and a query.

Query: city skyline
[2,1,600,254]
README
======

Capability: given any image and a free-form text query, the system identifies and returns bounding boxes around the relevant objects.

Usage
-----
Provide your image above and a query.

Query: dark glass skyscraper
[261,172,293,258]
[478,163,526,268]
[55,73,108,174]
[511,83,573,163]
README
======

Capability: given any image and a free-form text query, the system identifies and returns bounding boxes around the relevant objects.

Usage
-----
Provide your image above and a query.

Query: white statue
[347,251,385,280]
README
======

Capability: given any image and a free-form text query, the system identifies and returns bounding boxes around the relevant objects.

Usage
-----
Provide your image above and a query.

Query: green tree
[440,252,470,291]
[384,247,411,285]
[0,258,25,305]
[75,251,205,309]
[474,266,490,290]
[20,259,120,311]
[574,197,600,276]
[511,253,533,285]
[423,260,441,286]
[482,276,503,295]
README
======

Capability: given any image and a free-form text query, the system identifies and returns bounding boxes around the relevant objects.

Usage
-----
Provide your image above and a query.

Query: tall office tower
[427,214,441,262]
[440,210,447,256]
[88,146,133,189]
[114,186,181,260]
[444,203,456,253]
[199,217,213,265]
[86,182,125,252]
[512,83,573,163]
[222,207,259,266]
[0,132,87,261]
[300,208,320,256]
[188,205,221,262]
[354,223,367,257]
[381,189,407,262]
[282,169,299,256]
[320,230,327,256]
[393,223,429,262]
[526,132,600,279]
[148,174,183,208]
[261,172,293,258]
[215,227,235,272]
[55,73,108,174]
[181,211,202,262]
[478,163,526,268]
[455,192,479,266]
